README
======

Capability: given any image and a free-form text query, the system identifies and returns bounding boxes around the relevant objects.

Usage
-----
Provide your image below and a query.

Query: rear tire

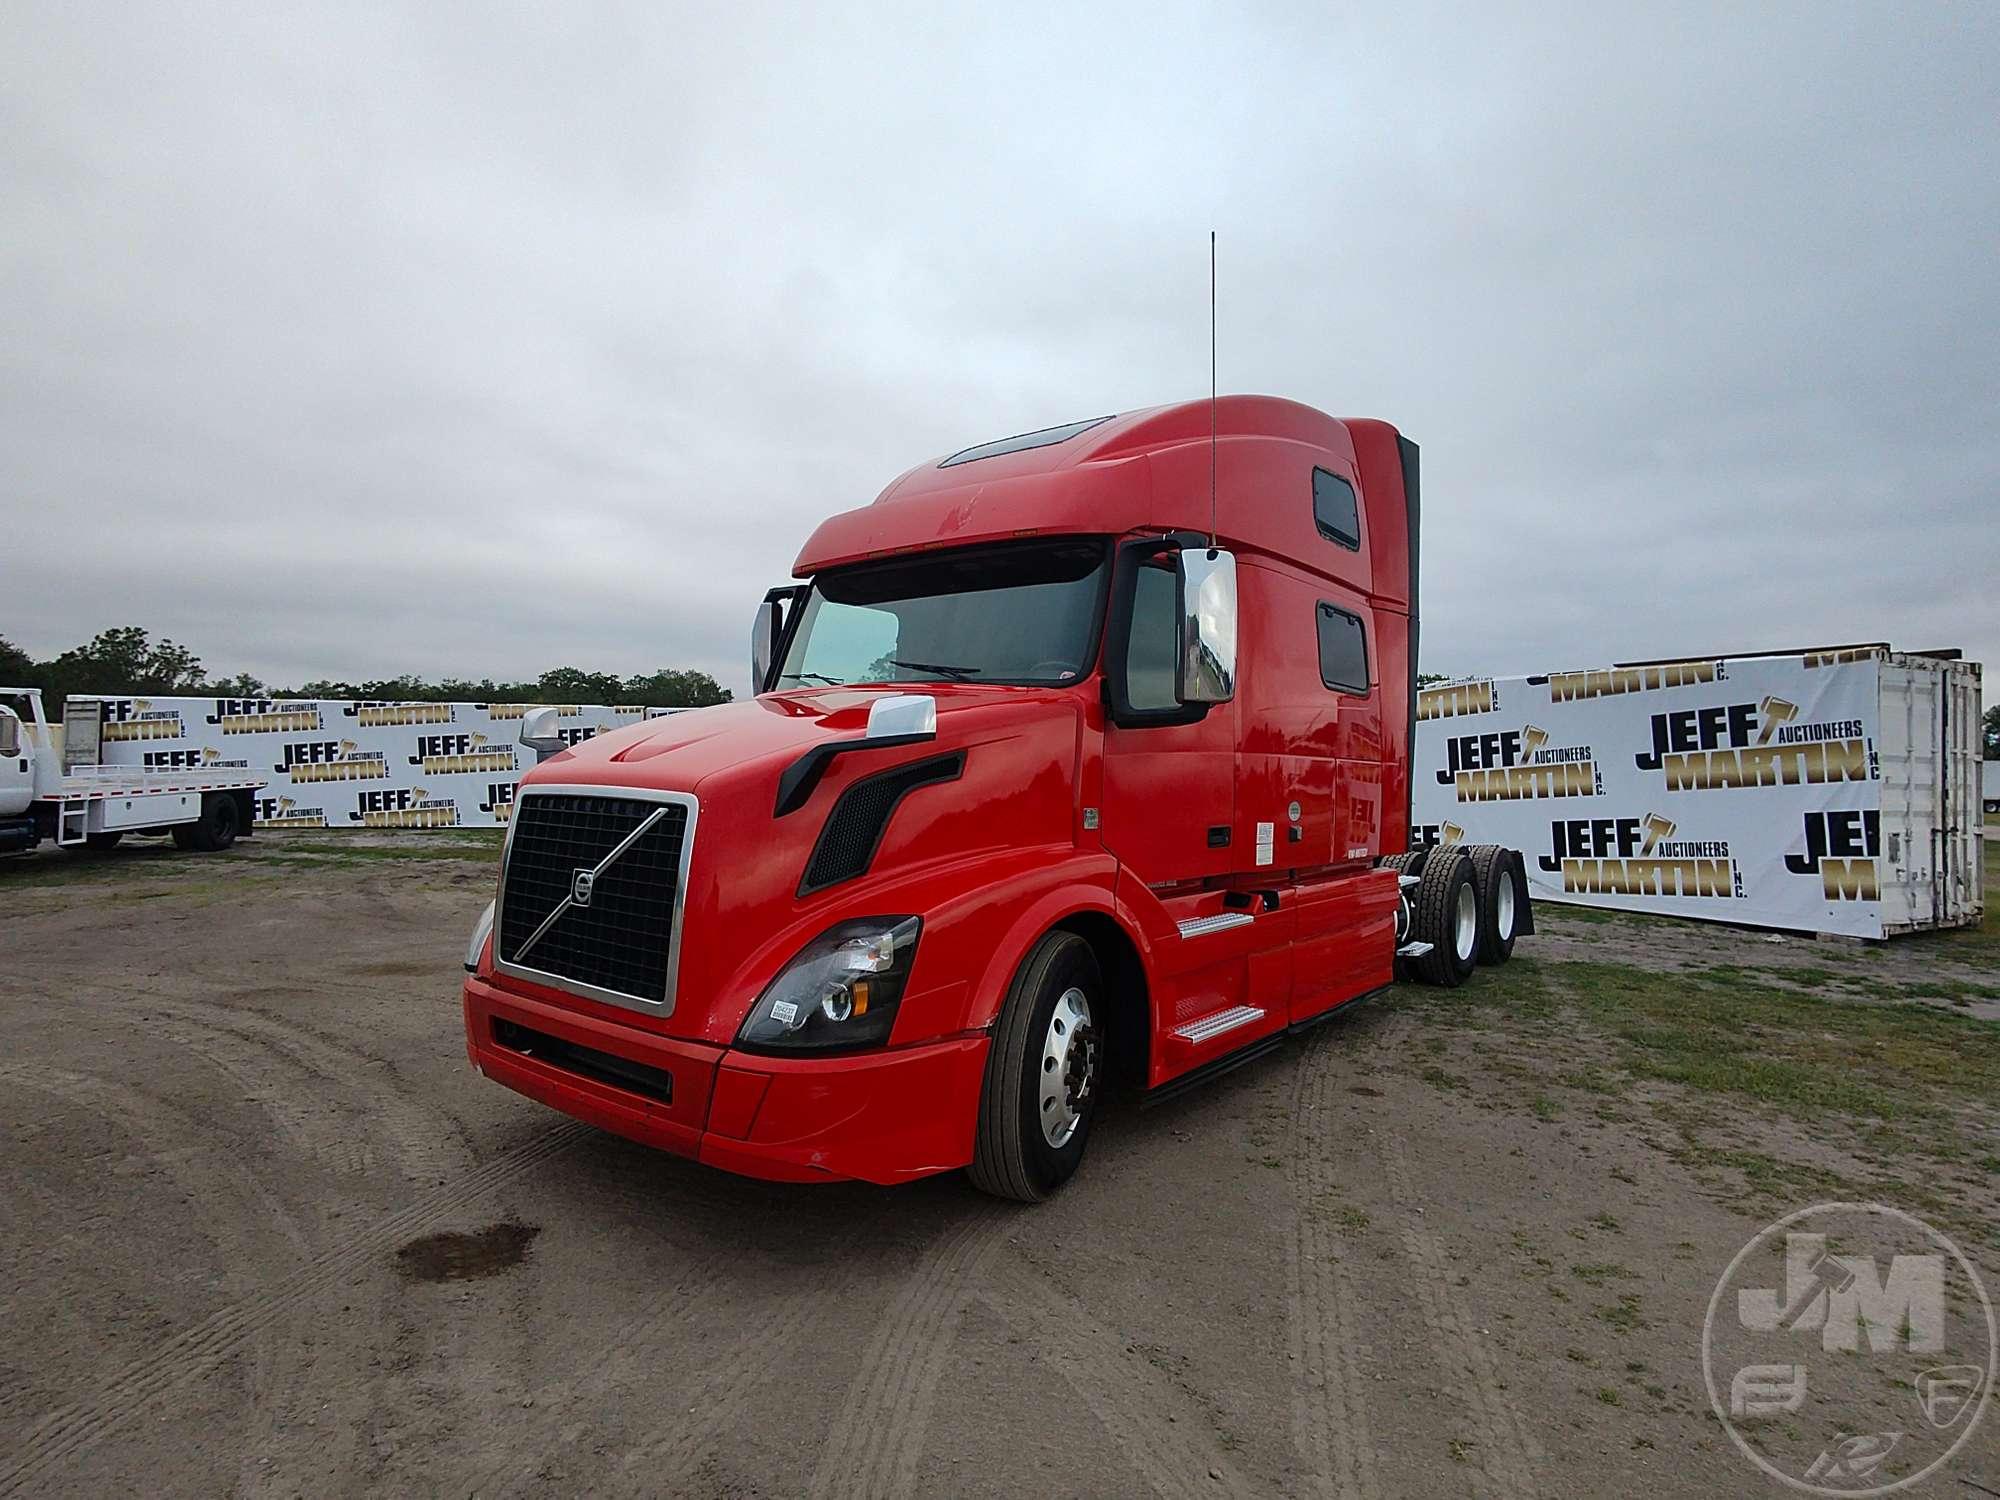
[1408,848,1478,987]
[82,832,123,852]
[968,931,1103,1202]
[1467,844,1521,966]
[174,793,240,852]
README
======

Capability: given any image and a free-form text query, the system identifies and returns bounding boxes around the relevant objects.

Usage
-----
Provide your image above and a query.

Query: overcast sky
[4,2,1995,698]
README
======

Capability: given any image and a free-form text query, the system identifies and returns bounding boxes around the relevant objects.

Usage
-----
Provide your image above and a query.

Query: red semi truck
[461,397,1530,1199]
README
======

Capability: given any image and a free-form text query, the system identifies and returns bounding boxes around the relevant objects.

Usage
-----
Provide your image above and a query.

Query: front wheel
[968,931,1103,1202]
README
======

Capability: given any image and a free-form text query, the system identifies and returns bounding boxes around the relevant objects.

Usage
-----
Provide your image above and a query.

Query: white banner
[87,697,678,829]
[1412,653,1885,937]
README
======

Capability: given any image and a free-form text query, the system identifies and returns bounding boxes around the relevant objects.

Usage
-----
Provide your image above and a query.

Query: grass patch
[1542,959,2000,1125]
[1570,1262,1633,1283]
[1594,1295,1647,1332]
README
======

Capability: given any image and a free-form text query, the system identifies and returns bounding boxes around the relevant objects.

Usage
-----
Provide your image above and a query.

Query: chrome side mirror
[750,599,778,695]
[518,706,565,761]
[1177,547,1237,703]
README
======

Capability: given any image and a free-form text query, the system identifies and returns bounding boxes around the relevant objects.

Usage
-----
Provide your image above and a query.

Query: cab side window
[1317,603,1369,693]
[1313,468,1360,551]
[0,711,17,758]
[1125,562,1180,711]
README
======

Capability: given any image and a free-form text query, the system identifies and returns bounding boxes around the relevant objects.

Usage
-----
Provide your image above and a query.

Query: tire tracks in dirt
[131,994,477,1489]
[1373,1014,1543,1496]
[980,1257,1257,1500]
[136,994,470,1186]
[0,1063,308,1260]
[457,1172,771,1499]
[0,1120,589,1497]
[0,1064,311,1434]
[1285,1028,1378,1500]
[805,1204,1013,1500]
[147,1012,378,1177]
[598,1204,892,1492]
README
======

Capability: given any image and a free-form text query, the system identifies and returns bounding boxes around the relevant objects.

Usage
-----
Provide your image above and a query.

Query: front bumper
[461,975,989,1185]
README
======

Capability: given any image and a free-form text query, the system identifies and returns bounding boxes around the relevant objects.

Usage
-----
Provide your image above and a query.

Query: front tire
[968,931,1103,1202]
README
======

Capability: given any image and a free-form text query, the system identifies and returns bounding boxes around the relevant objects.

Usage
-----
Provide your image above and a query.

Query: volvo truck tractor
[460,397,1532,1199]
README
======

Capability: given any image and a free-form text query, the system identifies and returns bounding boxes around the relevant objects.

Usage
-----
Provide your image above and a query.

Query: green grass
[1594,1295,1647,1332]
[1393,929,2000,1240]
[1493,958,2000,1126]
[1570,1262,1633,1283]
[1934,839,1998,959]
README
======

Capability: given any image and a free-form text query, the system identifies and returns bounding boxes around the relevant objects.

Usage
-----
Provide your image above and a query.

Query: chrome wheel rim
[1495,873,1516,941]
[1039,986,1097,1149]
[1454,882,1478,962]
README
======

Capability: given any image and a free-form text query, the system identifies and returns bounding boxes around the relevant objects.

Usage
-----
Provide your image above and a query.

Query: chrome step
[1396,940,1434,958]
[1176,912,1255,940]
[1173,1004,1266,1044]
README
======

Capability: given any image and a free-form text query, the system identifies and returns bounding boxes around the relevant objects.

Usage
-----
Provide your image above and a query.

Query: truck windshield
[776,538,1108,688]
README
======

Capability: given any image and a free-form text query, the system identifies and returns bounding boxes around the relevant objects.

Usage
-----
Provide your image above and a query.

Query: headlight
[465,899,495,972]
[736,916,922,1052]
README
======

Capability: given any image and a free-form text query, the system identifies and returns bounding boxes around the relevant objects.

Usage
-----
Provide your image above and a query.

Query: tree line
[0,627,731,709]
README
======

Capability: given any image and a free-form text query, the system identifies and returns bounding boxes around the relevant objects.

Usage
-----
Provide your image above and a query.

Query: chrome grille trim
[491,783,698,1017]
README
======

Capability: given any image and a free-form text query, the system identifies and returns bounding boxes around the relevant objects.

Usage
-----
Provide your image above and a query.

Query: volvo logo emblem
[570,868,596,906]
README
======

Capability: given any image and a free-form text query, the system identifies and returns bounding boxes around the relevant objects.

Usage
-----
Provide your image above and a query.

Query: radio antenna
[1208,229,1218,548]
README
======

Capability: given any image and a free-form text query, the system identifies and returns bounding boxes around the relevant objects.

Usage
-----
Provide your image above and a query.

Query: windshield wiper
[778,671,843,685]
[888,659,982,681]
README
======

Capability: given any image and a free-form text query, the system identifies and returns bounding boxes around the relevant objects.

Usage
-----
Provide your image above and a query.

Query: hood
[528,685,1062,793]
[515,685,1086,1044]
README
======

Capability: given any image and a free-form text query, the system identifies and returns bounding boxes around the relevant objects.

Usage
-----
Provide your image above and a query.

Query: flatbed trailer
[0,688,266,853]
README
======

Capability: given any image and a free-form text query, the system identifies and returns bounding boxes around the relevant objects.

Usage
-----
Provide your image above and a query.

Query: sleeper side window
[1312,468,1360,551]
[1317,603,1369,694]
[1124,561,1181,711]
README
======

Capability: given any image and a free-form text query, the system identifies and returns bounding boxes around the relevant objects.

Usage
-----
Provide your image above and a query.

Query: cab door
[0,707,33,818]
[1099,547,1236,885]
[1100,542,1287,1078]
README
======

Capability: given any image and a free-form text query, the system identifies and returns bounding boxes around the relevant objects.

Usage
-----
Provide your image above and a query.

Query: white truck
[1986,757,1999,815]
[0,688,266,855]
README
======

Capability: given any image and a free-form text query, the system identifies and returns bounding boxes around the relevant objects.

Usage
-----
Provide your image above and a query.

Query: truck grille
[496,791,693,1010]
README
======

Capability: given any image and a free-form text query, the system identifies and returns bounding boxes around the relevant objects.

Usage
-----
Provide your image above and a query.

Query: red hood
[528,685,1058,791]
[515,685,1086,1044]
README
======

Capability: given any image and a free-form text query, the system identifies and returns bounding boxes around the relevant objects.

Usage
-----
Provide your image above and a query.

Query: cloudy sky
[4,2,1995,697]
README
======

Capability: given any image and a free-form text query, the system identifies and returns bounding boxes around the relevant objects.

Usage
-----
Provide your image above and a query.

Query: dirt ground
[2,831,1995,1498]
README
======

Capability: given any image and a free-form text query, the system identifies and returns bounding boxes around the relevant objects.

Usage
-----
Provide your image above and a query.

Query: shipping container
[1411,648,1983,939]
